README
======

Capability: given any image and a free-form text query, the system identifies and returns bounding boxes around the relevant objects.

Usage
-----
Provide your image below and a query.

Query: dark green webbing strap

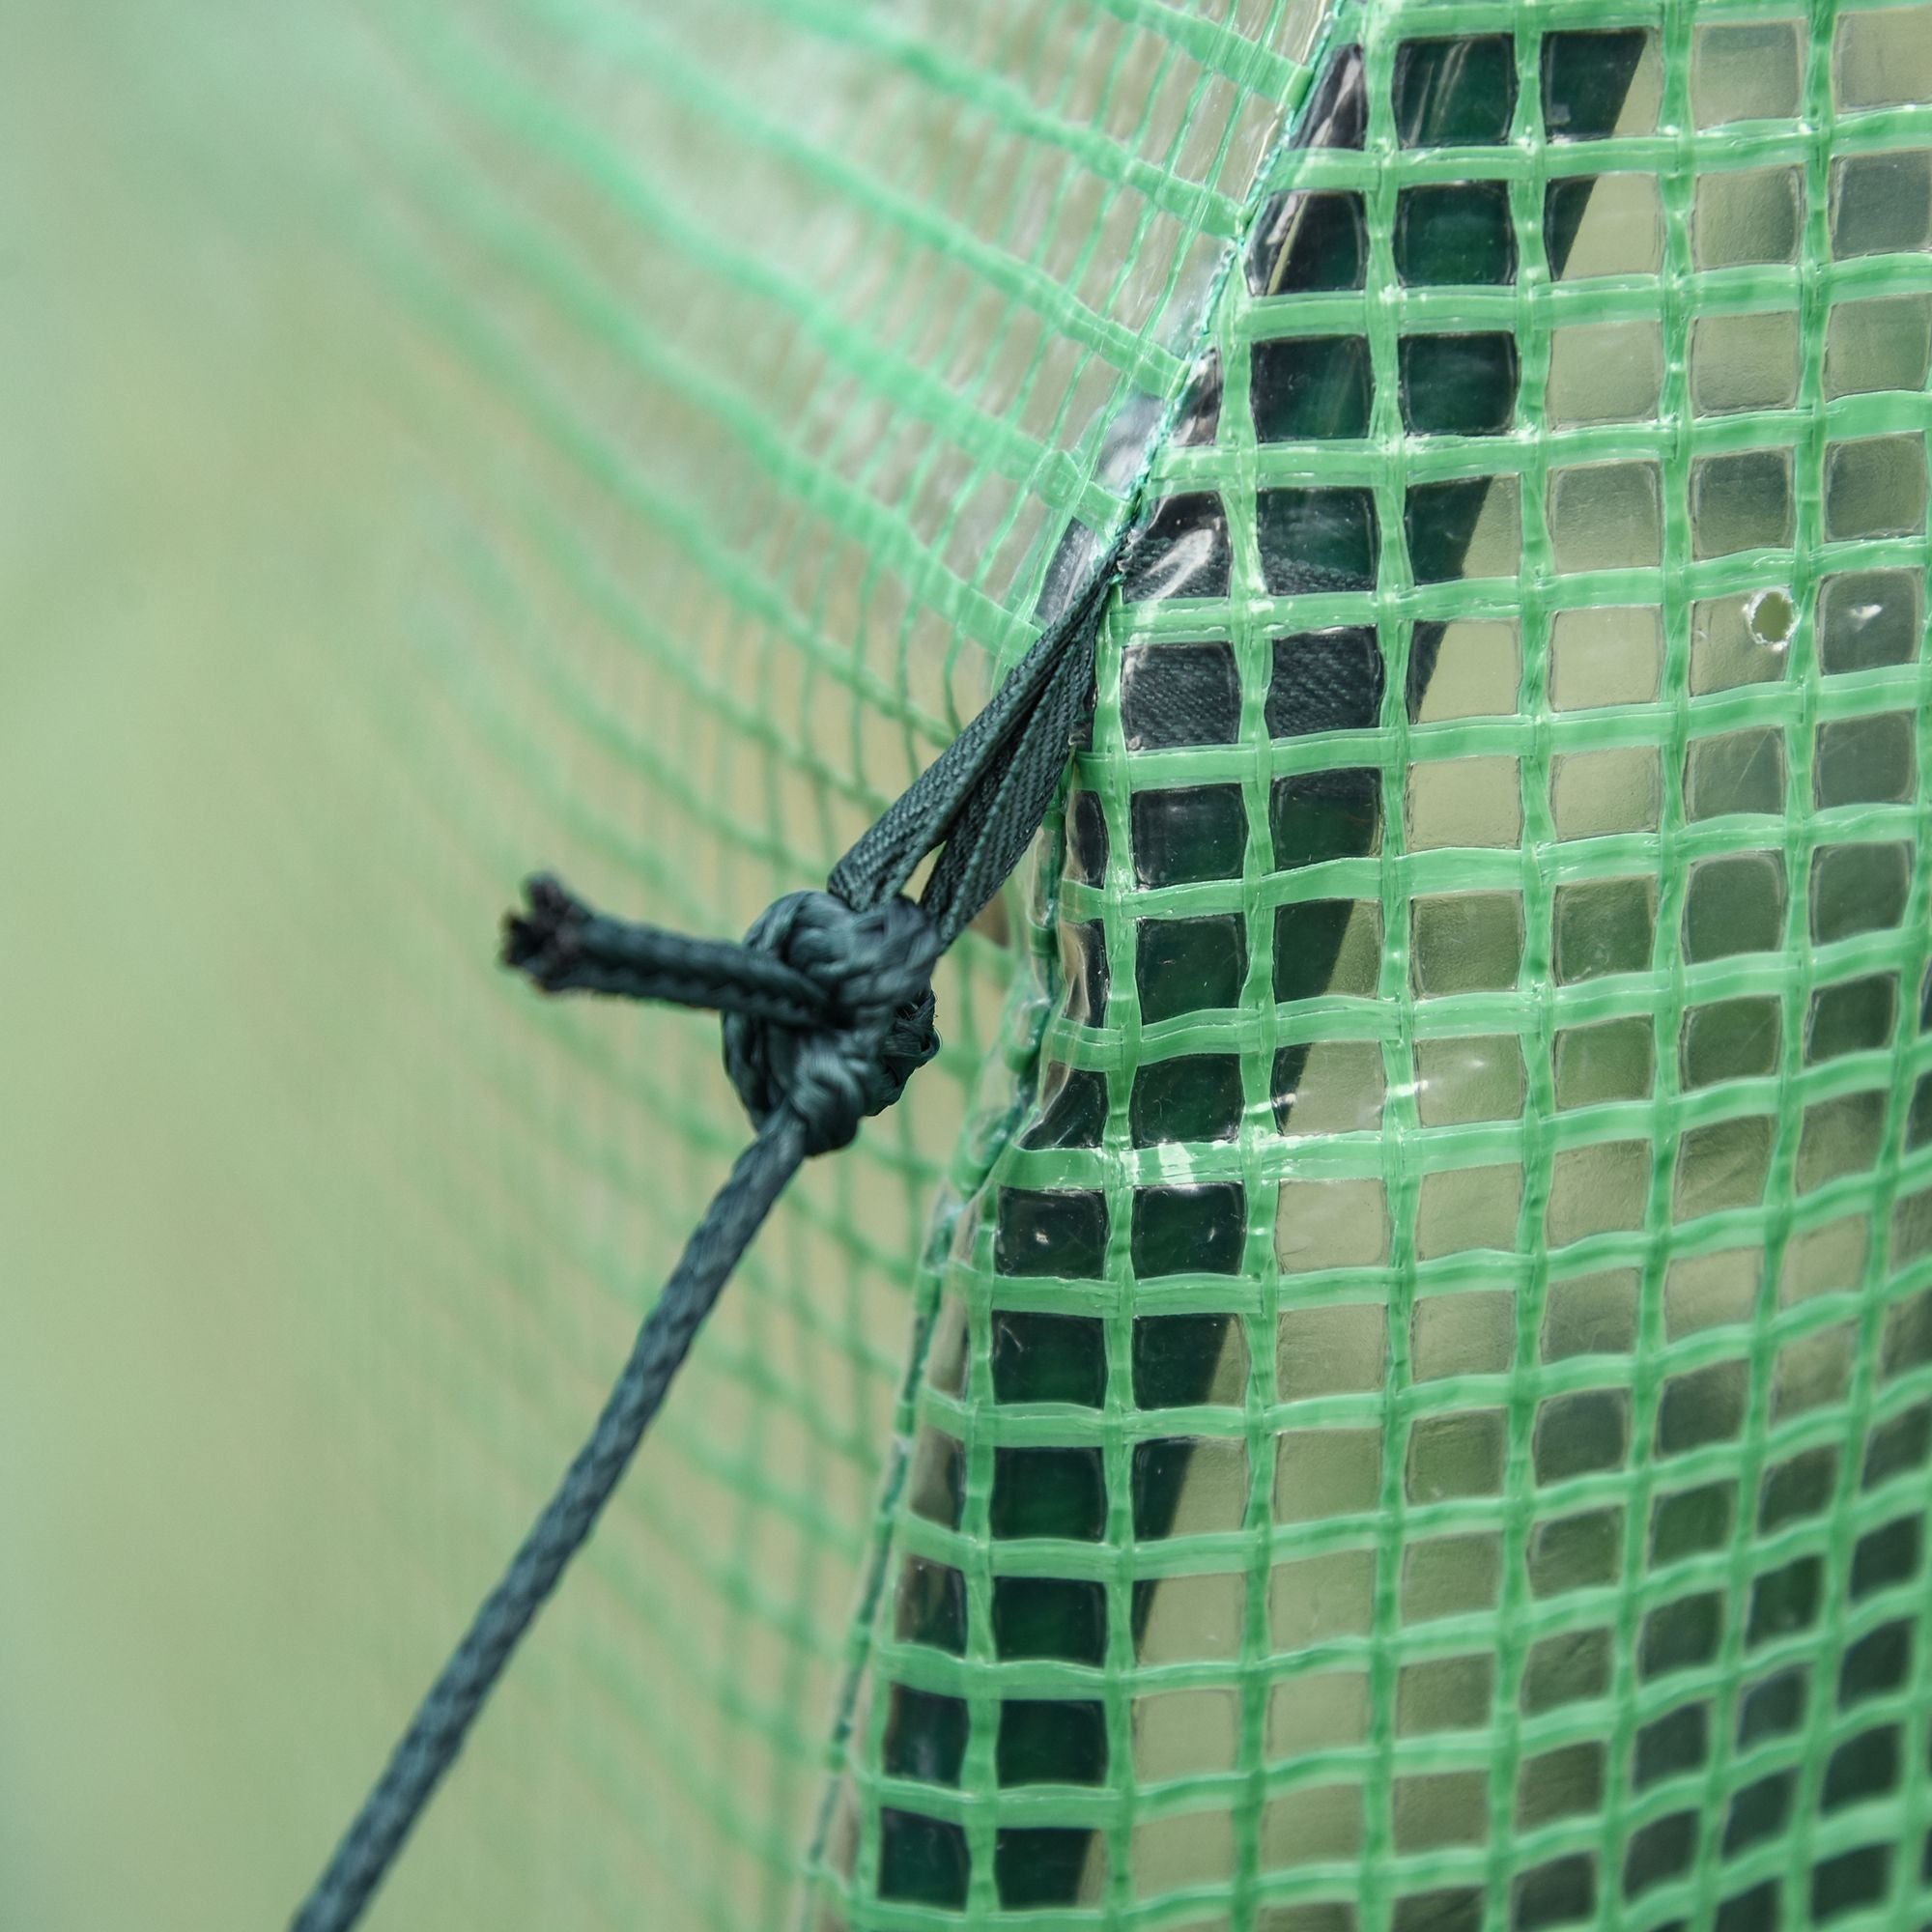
[289,534,1127,1932]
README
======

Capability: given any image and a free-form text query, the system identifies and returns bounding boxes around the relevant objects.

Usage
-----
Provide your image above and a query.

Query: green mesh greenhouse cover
[7,0,1932,1928]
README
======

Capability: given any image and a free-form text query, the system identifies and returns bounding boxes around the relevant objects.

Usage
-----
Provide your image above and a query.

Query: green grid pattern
[204,1,1335,1925]
[819,3,1932,1925]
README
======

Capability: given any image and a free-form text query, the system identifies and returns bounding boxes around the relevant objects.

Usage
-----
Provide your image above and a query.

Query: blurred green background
[0,7,991,1925]
[0,12,503,1924]
[2,12,412,1922]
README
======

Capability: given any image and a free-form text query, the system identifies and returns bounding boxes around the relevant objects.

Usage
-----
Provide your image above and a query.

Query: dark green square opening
[991,1309,1107,1406]
[1513,1853,1596,1930]
[1252,333,1373,441]
[879,1807,968,1907]
[1271,768,1381,869]
[1633,1701,1709,1788]
[1394,36,1517,146]
[1130,1054,1244,1147]
[991,1576,1108,1664]
[1136,914,1247,1021]
[1864,1403,1932,1487]
[882,1684,969,1787]
[1395,182,1516,286]
[1840,1621,1913,1708]
[995,1187,1109,1279]
[1624,1814,1695,1897]
[1737,1666,1805,1745]
[1131,783,1249,887]
[1851,1516,1920,1598]
[990,1445,1107,1541]
[1258,487,1380,594]
[1810,1845,1891,1920]
[1716,1882,1777,1932]
[1747,1554,1822,1646]
[1722,1775,1792,1857]
[1396,1892,1480,1932]
[1131,1184,1246,1277]
[995,1699,1107,1786]
[1651,1482,1737,1565]
[1400,332,1520,435]
[1131,1435,1241,1539]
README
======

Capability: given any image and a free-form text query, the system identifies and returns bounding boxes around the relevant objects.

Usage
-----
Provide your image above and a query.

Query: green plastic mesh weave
[809,3,1932,1926]
[5,0,1930,1928]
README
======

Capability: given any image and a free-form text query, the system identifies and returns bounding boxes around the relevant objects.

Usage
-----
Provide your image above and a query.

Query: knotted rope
[291,533,1126,1932]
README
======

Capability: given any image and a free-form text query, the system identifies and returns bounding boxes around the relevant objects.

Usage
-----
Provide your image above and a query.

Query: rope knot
[724,891,940,1155]
[301,532,1131,1932]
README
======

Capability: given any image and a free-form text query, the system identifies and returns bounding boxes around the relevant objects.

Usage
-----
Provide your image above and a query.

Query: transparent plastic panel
[815,5,1932,1926]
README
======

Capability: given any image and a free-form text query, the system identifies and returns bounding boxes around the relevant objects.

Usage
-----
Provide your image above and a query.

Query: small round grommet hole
[1747,587,1794,646]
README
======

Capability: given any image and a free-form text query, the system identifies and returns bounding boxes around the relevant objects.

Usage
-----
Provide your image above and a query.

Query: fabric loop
[724,891,941,1155]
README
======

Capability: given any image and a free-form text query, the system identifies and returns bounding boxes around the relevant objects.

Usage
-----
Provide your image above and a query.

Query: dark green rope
[289,532,1127,1932]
